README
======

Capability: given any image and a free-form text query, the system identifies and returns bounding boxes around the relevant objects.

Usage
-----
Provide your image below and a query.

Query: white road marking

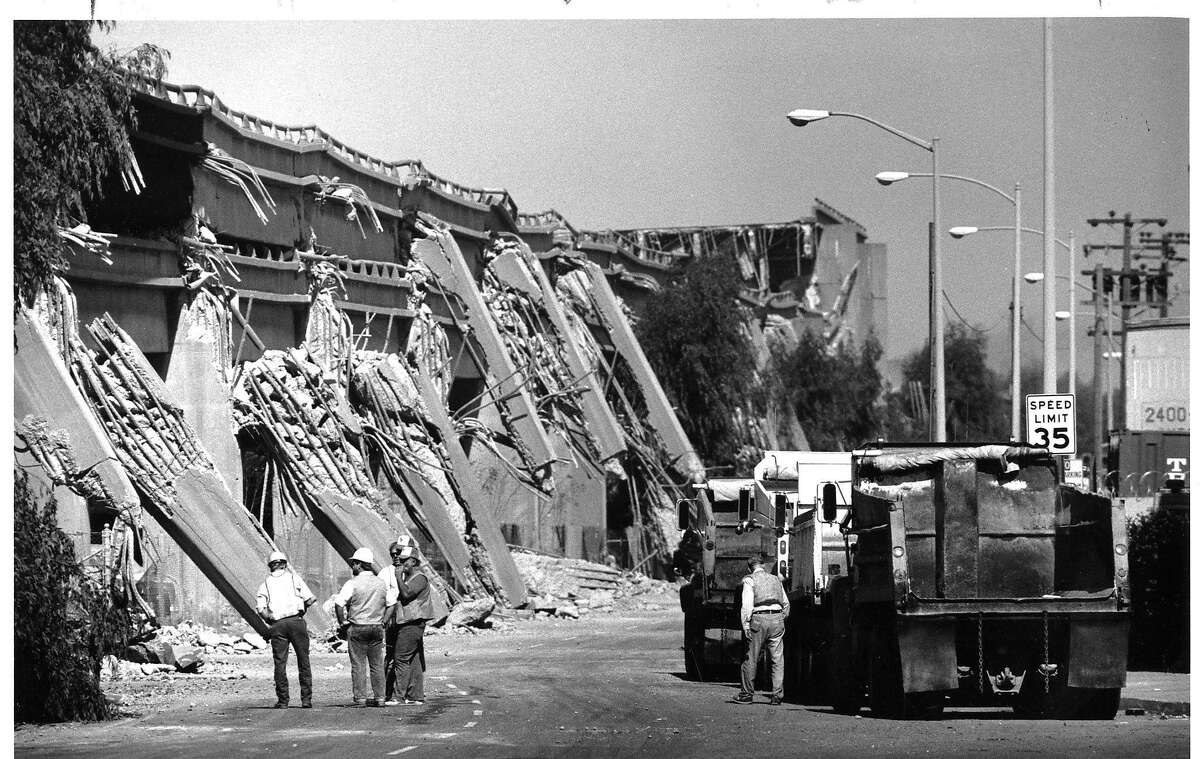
[471,699,481,705]
[447,683,458,689]
[464,721,477,728]
[387,747,417,755]
[473,710,483,716]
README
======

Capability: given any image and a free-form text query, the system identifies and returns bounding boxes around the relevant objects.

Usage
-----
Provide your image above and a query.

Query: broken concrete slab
[447,597,496,628]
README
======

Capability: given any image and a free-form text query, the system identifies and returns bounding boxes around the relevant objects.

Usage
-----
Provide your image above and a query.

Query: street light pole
[1012,185,1022,439]
[930,138,945,442]
[1042,18,1058,394]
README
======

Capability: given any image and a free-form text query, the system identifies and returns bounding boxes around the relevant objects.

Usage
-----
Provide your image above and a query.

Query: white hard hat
[350,547,375,565]
[396,535,418,550]
[268,551,288,564]
[398,546,417,560]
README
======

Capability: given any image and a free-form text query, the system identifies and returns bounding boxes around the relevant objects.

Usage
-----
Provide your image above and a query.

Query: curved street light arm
[893,172,1015,204]
[830,111,934,152]
[963,225,1070,250]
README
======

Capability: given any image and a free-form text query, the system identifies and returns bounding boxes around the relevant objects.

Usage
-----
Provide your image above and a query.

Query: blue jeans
[269,616,311,704]
[386,621,426,701]
[348,624,385,702]
[740,612,785,700]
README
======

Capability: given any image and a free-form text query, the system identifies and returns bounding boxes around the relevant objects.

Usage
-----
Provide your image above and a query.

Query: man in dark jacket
[383,543,432,705]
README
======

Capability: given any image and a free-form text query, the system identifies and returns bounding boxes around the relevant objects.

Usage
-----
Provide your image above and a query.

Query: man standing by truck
[736,553,789,705]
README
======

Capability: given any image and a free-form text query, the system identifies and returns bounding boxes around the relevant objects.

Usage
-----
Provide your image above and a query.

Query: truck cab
[675,451,850,682]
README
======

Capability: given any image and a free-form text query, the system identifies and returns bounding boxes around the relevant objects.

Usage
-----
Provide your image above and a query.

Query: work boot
[366,699,382,707]
[273,701,288,709]
[769,697,783,706]
[301,701,313,709]
[734,694,753,704]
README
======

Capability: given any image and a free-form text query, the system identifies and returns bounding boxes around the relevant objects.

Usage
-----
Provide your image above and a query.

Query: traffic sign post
[1025,393,1077,455]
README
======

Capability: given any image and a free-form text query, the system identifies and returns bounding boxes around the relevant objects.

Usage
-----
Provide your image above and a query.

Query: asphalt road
[14,605,1190,758]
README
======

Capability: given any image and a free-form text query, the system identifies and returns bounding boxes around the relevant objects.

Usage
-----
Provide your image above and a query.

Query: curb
[1119,697,1190,717]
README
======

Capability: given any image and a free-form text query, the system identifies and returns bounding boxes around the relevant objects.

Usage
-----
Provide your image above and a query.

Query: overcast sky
[92,13,1190,383]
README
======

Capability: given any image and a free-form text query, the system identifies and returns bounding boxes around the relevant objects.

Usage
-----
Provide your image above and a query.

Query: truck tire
[681,607,705,681]
[684,646,701,680]
[867,627,943,720]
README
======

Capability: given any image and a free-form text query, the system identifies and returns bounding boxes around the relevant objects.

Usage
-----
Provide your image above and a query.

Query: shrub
[13,469,134,722]
[1126,507,1189,672]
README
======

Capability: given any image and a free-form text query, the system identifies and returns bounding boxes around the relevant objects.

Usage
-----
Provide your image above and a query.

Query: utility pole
[1083,264,1107,491]
[1084,213,1169,431]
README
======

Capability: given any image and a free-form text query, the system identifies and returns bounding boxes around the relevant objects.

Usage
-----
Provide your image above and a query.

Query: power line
[941,290,1003,333]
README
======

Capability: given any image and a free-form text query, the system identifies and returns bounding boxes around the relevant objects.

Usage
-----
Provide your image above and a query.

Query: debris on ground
[510,549,678,621]
[447,597,495,628]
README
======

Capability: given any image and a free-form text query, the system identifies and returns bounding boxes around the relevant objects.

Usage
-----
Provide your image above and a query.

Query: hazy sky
[92,15,1190,382]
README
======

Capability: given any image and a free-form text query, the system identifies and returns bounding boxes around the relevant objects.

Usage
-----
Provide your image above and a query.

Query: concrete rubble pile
[511,549,677,620]
[554,264,683,563]
[106,620,272,679]
[234,347,382,517]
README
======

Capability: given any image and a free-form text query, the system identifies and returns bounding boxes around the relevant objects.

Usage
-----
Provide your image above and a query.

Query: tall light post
[786,109,945,442]
[880,172,1020,439]
[1043,18,1058,396]
[948,226,1073,438]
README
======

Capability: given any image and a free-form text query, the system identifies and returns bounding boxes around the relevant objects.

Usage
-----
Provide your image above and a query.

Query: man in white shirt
[735,553,790,706]
[333,547,391,707]
[255,551,317,709]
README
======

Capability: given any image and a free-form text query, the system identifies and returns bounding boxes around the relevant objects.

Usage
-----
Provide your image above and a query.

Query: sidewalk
[1121,671,1190,716]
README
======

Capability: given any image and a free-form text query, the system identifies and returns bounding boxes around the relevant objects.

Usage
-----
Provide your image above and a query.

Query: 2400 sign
[1143,405,1188,426]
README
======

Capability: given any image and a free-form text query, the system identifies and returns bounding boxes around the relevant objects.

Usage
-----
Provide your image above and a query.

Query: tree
[636,255,762,468]
[886,324,1008,442]
[775,330,884,451]
[13,21,144,309]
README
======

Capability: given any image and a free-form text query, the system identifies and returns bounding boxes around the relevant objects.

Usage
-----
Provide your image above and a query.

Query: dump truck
[674,452,849,681]
[787,443,1131,719]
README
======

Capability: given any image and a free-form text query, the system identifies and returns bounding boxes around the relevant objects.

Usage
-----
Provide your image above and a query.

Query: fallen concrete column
[581,262,705,481]
[15,309,141,518]
[66,312,288,637]
[14,308,156,619]
[352,351,489,598]
[350,279,528,606]
[410,216,558,486]
[484,237,626,462]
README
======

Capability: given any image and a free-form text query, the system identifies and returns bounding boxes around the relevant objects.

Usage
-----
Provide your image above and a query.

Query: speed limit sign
[1025,393,1077,455]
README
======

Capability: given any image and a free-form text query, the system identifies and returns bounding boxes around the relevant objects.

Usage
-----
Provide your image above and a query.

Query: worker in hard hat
[254,551,317,709]
[332,547,389,707]
[383,542,432,706]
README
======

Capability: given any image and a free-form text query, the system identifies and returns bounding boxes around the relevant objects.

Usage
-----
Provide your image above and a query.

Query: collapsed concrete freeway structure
[15,74,885,632]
